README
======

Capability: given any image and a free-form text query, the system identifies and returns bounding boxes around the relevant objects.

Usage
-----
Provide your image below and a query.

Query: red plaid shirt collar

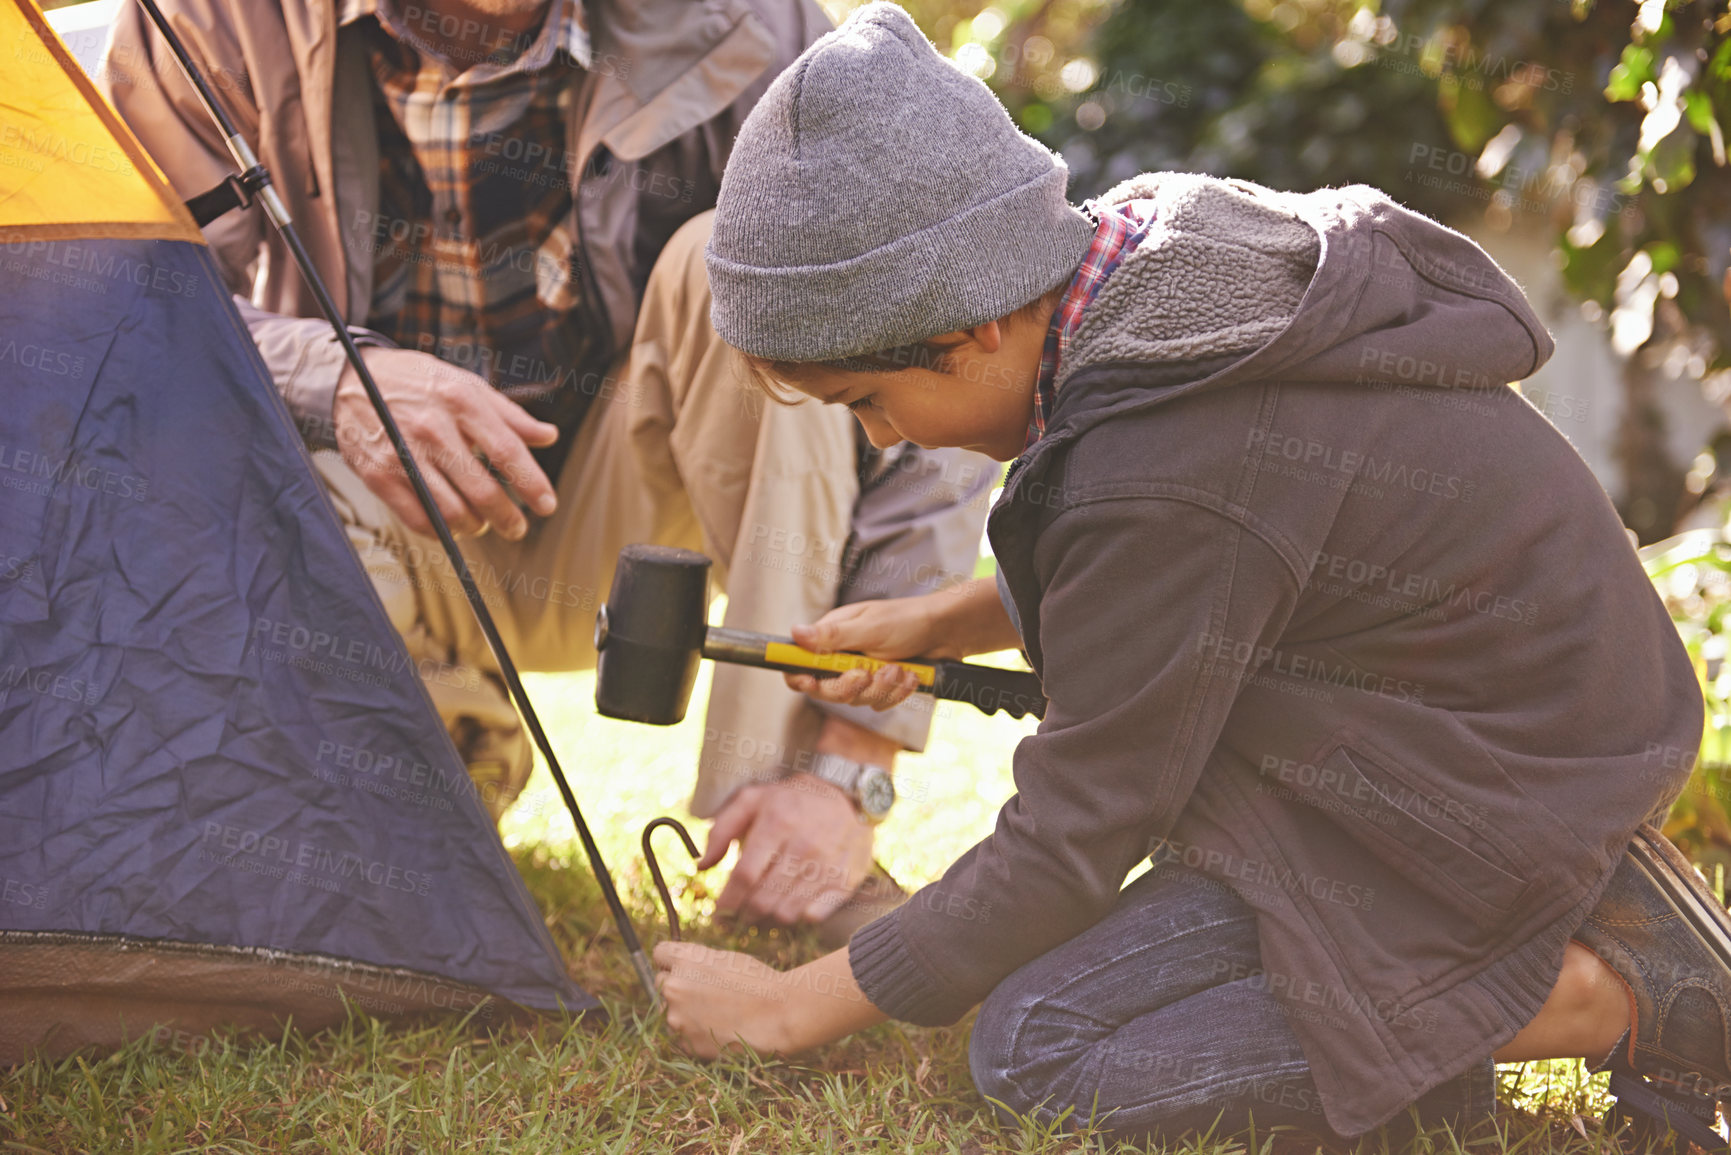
[1025,198,1155,451]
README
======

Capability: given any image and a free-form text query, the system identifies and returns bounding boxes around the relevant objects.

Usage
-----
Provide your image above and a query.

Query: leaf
[1649,124,1698,190]
[1559,222,1626,305]
[1647,240,1682,275]
[1685,89,1727,165]
[1017,102,1053,134]
[1685,89,1718,135]
[1443,77,1506,152]
[1711,38,1731,83]
[1607,44,1656,102]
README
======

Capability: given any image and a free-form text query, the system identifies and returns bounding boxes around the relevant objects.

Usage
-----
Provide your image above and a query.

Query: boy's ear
[966,320,1002,354]
[924,320,1001,360]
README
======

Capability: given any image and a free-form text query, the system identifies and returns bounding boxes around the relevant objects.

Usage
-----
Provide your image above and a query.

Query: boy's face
[790,320,1044,462]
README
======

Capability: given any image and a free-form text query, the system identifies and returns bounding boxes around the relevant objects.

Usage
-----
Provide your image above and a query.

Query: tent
[0,0,598,1062]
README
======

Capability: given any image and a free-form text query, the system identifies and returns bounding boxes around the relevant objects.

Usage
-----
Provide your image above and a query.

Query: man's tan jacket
[101,0,831,441]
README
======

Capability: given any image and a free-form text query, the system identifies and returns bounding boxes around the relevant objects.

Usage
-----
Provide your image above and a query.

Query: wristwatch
[805,753,896,824]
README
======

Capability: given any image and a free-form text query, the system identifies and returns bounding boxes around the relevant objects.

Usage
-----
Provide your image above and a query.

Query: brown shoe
[814,861,909,950]
[1573,824,1731,1151]
[451,714,533,826]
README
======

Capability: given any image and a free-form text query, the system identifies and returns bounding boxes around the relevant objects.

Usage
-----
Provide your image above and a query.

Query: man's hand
[334,346,561,540]
[698,775,875,927]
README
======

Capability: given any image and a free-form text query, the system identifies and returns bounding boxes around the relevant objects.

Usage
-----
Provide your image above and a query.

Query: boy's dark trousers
[965,861,1501,1148]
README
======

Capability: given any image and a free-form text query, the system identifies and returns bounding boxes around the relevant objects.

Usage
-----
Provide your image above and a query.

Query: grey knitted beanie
[705,1,1096,363]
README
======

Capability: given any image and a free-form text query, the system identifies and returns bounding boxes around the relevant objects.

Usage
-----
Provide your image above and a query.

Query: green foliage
[1035,0,1731,373]
[1057,1,1471,213]
[1644,525,1731,864]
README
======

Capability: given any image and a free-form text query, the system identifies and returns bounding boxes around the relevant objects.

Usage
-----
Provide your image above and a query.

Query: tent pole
[129,0,661,1008]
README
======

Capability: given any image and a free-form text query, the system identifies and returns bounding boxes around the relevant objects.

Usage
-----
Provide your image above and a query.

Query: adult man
[100,0,994,936]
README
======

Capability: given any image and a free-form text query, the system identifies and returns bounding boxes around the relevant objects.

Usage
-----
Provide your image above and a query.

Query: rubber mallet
[593,544,1046,724]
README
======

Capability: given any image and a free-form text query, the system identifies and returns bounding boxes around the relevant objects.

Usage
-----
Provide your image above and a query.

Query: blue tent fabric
[0,235,596,1016]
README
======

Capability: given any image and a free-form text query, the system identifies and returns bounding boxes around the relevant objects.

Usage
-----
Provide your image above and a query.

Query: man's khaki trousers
[312,210,859,822]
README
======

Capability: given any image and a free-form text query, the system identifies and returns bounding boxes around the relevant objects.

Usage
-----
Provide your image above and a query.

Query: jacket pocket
[1316,739,1532,916]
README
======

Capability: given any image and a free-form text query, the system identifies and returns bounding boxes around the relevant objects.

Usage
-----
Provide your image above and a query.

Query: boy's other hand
[334,346,561,541]
[654,941,790,1059]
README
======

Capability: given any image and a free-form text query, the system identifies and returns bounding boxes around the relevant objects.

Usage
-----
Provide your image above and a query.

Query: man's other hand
[699,776,875,927]
[334,346,560,540]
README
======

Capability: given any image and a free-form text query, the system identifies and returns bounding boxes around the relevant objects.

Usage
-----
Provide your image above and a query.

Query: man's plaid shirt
[1025,198,1155,451]
[340,0,596,410]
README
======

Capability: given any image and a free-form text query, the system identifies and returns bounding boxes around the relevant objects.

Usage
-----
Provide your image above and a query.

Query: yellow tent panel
[0,0,202,243]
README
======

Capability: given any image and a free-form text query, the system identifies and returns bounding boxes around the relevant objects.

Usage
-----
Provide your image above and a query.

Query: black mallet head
[593,544,712,725]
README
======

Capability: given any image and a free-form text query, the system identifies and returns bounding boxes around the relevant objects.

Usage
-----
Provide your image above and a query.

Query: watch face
[858,766,895,820]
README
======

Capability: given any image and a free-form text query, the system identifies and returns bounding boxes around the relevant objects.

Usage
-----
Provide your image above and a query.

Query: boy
[657,3,1722,1145]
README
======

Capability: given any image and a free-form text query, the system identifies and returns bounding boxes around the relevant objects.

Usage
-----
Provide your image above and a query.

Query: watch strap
[809,752,863,798]
[806,753,892,821]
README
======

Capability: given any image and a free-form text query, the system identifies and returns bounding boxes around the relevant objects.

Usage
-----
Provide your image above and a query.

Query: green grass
[0,664,1674,1152]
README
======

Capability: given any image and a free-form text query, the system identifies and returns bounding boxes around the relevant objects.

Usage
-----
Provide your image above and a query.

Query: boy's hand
[784,596,959,711]
[656,944,887,1059]
[655,941,790,1059]
[783,580,1024,711]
